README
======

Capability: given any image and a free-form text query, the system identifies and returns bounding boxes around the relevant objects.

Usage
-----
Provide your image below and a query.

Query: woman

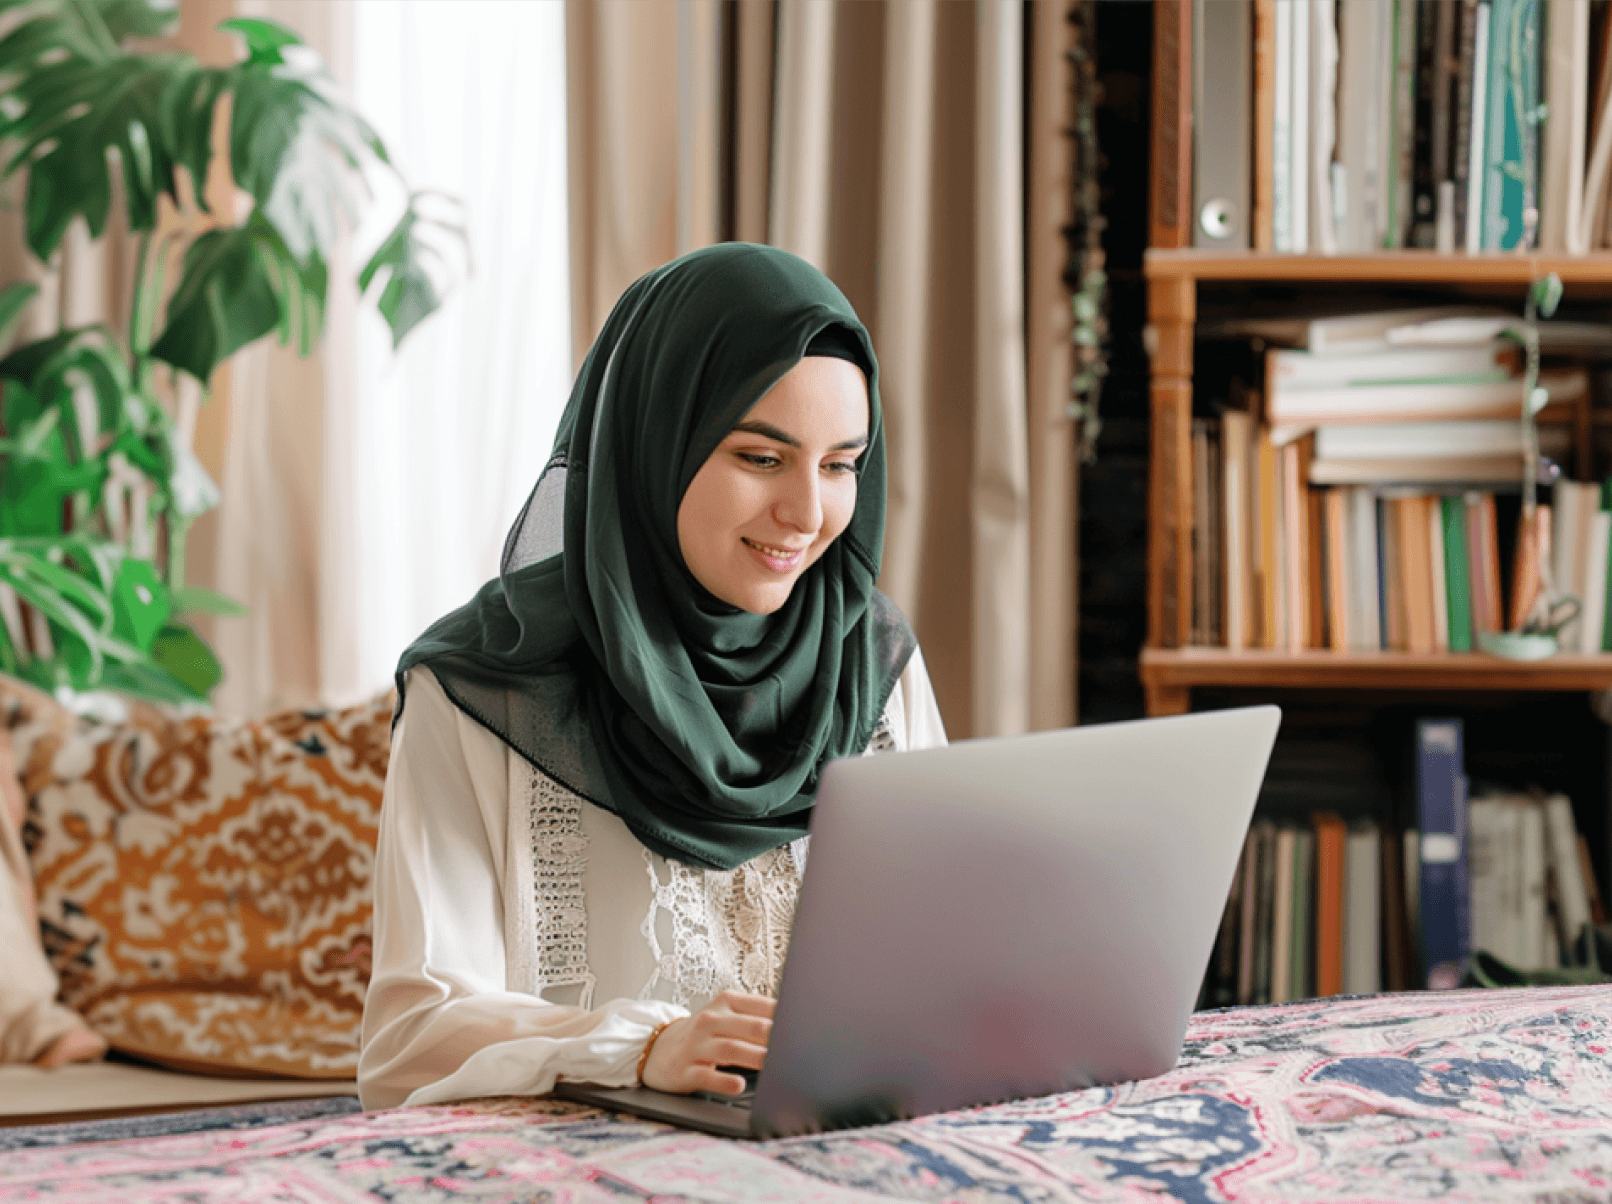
[359,244,947,1110]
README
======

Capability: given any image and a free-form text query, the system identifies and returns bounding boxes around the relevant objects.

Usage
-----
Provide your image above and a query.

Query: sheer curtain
[340,0,572,702]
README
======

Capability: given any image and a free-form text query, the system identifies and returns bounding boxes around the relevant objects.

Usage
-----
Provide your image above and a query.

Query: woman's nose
[773,467,823,534]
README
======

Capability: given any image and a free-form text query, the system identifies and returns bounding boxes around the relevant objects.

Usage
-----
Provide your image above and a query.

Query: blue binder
[1417,719,1470,989]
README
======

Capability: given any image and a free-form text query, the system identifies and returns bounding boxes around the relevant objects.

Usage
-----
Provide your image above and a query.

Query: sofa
[0,674,393,1124]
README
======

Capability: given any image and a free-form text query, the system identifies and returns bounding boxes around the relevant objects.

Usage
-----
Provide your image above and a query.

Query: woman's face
[677,356,870,614]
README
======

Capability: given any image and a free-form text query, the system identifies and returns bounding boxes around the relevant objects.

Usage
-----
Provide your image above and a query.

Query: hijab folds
[395,244,915,871]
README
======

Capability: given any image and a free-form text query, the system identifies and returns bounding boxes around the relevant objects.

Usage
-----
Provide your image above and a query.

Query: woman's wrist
[636,1018,676,1085]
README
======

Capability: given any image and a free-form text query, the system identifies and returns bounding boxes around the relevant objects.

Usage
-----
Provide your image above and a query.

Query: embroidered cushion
[3,677,391,1079]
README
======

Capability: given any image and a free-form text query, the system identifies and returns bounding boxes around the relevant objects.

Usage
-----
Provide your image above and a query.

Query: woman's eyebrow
[730,419,869,452]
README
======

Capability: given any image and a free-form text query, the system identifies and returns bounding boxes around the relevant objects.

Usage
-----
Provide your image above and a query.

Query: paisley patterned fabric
[2,678,391,1078]
[5,985,1612,1201]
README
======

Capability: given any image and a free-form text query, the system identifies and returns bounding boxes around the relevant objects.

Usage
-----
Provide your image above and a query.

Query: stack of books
[1190,306,1609,653]
[1181,0,1612,255]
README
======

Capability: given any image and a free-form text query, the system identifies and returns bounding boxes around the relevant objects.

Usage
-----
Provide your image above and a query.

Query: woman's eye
[824,460,861,477]
[737,452,781,469]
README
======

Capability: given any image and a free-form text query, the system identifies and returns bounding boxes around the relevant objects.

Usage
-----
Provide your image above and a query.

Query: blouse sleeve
[897,646,948,751]
[358,669,686,1110]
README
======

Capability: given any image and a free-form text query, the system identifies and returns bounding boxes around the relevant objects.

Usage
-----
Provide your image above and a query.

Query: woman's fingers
[692,1064,753,1095]
[715,991,776,1018]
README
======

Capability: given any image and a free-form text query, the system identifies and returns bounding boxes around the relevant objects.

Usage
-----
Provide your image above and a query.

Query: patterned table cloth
[6,985,1612,1203]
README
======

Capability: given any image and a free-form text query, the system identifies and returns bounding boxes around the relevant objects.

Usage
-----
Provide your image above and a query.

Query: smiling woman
[677,353,869,615]
[359,244,947,1110]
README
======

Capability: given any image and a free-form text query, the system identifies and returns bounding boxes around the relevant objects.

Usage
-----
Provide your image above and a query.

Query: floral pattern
[7,985,1612,1201]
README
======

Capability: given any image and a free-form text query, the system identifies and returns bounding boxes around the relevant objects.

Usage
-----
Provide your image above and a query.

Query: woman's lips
[743,537,806,572]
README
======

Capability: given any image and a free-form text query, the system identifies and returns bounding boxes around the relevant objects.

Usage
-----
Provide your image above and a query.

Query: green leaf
[227,59,382,259]
[149,215,324,381]
[0,282,38,353]
[218,17,301,67]
[93,1,181,42]
[0,53,197,255]
[359,192,469,349]
[110,555,168,649]
[170,585,247,617]
[148,621,219,698]
[98,657,205,704]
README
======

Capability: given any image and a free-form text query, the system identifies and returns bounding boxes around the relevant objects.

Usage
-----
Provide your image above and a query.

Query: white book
[1495,801,1524,965]
[1311,0,1338,253]
[1465,2,1491,254]
[1270,345,1506,390]
[1553,482,1597,652]
[1291,0,1311,253]
[1343,823,1380,994]
[1581,509,1611,656]
[1542,0,1590,252]
[1336,0,1380,251]
[1466,796,1502,958]
[1388,316,1612,355]
[1518,798,1548,969]
[1544,794,1592,956]
[1269,370,1588,425]
[1274,0,1294,251]
[1348,486,1381,650]
[1315,420,1526,461]
[1379,0,1405,246]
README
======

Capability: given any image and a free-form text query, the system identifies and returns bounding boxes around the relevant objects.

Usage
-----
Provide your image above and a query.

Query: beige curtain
[205,0,356,718]
[567,0,1077,738]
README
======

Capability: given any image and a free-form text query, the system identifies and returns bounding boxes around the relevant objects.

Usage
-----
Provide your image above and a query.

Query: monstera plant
[0,0,462,703]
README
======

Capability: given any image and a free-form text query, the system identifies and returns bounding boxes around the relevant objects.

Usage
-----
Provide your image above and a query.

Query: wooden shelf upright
[1139,250,1612,717]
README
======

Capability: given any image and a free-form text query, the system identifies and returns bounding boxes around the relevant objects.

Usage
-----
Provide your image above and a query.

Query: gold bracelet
[636,1019,675,1085]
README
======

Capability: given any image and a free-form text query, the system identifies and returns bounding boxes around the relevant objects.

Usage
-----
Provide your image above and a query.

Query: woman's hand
[640,990,774,1095]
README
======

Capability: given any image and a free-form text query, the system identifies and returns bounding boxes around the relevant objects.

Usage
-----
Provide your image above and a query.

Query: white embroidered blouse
[358,651,948,1110]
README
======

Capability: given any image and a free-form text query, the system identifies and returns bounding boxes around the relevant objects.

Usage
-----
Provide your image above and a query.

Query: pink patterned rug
[6,986,1612,1202]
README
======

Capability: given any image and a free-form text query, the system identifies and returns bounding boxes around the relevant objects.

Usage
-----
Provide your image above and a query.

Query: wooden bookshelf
[1141,248,1612,716]
[1147,249,1612,289]
[1142,648,1612,716]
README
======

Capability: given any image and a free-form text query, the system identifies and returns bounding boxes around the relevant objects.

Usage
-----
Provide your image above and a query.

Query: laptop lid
[749,704,1280,1137]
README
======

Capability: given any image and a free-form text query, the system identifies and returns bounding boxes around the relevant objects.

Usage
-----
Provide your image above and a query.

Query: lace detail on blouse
[518,709,902,1009]
[524,766,596,1008]
[636,845,802,1007]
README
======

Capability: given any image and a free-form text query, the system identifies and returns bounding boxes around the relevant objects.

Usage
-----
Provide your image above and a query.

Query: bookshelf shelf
[1140,648,1612,716]
[1146,249,1612,288]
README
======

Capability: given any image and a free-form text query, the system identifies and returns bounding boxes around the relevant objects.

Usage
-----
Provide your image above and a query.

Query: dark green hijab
[395,243,915,871]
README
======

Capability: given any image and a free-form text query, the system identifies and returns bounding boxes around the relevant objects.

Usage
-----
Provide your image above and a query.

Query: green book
[1442,496,1473,652]
[1291,829,1315,1001]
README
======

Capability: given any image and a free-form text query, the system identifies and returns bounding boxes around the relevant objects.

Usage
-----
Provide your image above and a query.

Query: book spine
[1314,813,1346,997]
[1442,495,1474,652]
[1291,828,1315,999]
[1388,0,1418,247]
[1343,823,1381,994]
[1254,0,1279,250]
[1466,2,1492,253]
[1411,0,1439,247]
[1481,0,1512,248]
[1417,718,1470,990]
[1452,1,1478,243]
[1292,0,1312,252]
[1326,488,1350,649]
[1151,0,1194,247]
[1275,0,1295,250]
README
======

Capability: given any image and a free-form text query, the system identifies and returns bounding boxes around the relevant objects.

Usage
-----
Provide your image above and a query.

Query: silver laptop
[554,704,1281,1138]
